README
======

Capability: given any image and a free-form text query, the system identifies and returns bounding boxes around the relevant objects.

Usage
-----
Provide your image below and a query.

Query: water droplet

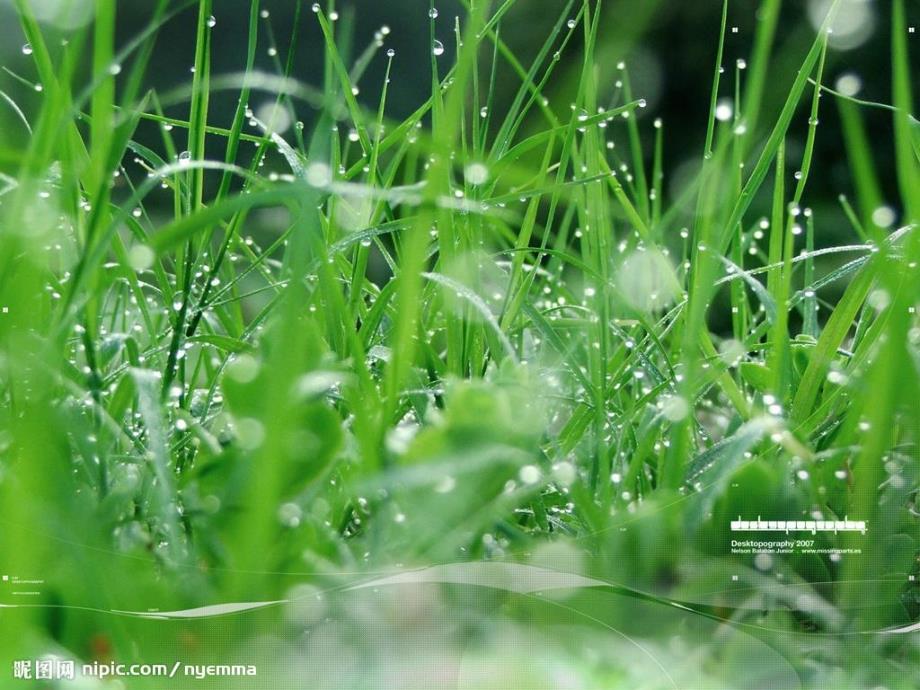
[661,395,689,421]
[306,161,332,187]
[207,15,217,28]
[464,162,489,185]
[429,8,439,19]
[567,19,577,29]
[386,48,395,58]
[867,289,890,311]
[871,205,896,228]
[519,465,542,485]
[432,39,445,56]
[227,353,260,384]
[128,245,155,271]
[278,503,302,528]
[22,43,32,55]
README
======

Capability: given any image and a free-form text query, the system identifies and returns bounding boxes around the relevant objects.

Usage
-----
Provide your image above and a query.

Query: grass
[0,0,918,688]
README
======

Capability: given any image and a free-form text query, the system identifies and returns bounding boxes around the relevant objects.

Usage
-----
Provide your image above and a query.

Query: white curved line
[111,600,288,619]
[343,561,609,594]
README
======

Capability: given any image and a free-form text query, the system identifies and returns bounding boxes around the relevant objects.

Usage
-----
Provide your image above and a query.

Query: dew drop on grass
[519,465,542,485]
[661,395,689,422]
[128,245,154,271]
[306,161,332,187]
[386,48,395,58]
[552,462,576,487]
[567,19,577,29]
[311,3,320,13]
[429,8,439,19]
[464,162,489,185]
[22,43,32,55]
[177,150,192,166]
[714,99,733,122]
[207,15,216,28]
[871,205,895,228]
[835,72,862,97]
[718,339,745,368]
[278,503,302,528]
[227,353,260,384]
[867,289,890,311]
[432,39,445,56]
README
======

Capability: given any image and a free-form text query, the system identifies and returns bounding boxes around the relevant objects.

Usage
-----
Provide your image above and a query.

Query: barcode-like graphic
[731,517,867,534]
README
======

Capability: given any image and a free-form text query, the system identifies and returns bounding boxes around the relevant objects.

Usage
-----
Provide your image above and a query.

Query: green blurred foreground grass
[0,0,918,688]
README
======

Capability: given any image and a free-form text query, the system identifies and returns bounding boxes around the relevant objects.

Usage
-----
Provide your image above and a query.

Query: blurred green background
[0,0,908,222]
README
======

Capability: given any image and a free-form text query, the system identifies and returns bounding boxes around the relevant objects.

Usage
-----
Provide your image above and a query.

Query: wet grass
[0,1,918,688]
